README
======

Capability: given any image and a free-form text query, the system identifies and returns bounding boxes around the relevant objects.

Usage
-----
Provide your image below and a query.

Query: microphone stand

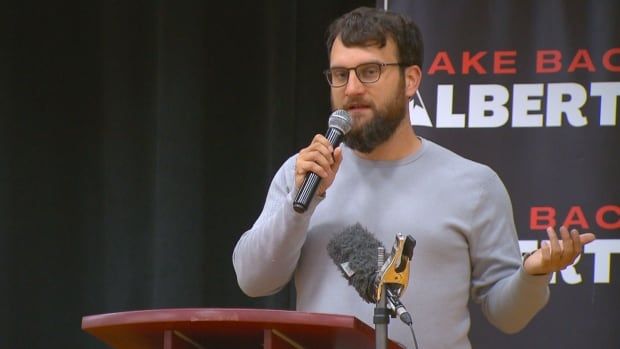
[373,234,416,349]
[373,247,388,349]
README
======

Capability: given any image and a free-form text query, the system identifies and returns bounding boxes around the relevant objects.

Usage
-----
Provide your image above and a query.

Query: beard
[333,84,408,154]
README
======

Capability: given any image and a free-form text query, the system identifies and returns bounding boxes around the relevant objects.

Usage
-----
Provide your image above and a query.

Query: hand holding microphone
[293,110,352,213]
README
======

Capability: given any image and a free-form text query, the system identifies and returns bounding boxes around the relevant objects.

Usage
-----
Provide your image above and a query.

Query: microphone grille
[328,109,352,134]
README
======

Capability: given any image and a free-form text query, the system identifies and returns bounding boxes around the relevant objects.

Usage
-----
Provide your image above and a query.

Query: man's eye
[332,70,348,79]
[361,66,379,77]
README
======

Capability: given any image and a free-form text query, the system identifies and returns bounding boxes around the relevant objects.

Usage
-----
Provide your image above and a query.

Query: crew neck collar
[342,137,427,168]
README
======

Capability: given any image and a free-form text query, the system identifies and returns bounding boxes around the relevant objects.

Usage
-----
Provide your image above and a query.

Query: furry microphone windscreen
[326,223,384,303]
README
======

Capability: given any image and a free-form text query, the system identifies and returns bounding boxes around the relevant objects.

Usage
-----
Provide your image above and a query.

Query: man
[233,7,595,348]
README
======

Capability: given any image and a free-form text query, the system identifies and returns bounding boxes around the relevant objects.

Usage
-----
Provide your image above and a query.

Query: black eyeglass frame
[323,62,405,87]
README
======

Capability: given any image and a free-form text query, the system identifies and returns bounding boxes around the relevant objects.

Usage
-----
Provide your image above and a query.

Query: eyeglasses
[323,62,403,87]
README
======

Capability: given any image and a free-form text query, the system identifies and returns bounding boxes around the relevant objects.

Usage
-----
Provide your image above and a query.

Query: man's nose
[344,70,365,96]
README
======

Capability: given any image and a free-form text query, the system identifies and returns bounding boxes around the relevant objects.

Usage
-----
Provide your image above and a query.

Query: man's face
[329,36,408,153]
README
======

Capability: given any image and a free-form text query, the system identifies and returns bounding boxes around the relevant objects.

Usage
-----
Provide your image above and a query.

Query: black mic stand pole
[374,247,388,349]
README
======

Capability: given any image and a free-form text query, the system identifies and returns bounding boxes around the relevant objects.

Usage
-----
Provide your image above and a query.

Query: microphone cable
[408,323,420,349]
[386,287,419,349]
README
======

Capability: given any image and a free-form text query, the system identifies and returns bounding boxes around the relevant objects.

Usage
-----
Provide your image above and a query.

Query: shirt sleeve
[232,156,323,297]
[468,168,550,334]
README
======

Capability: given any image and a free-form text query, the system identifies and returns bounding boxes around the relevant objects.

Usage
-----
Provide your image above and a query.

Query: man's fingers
[543,228,596,269]
[541,240,551,265]
[296,161,328,178]
[297,134,338,177]
[563,229,584,265]
[299,135,333,155]
[301,142,334,163]
[546,226,562,265]
[311,134,334,153]
[301,148,333,169]
[559,226,575,265]
[531,228,596,275]
[570,229,582,256]
[579,232,596,245]
[316,147,344,195]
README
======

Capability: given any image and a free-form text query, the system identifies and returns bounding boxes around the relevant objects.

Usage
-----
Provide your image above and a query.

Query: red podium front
[82,308,403,349]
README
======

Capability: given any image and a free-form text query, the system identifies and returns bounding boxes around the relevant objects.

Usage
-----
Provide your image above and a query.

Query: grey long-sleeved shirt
[233,138,550,348]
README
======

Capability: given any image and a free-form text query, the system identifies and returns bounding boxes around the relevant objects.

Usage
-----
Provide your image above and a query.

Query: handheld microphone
[293,110,351,213]
[326,223,416,325]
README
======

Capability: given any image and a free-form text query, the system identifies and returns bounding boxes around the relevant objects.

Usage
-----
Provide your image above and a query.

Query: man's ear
[404,65,422,99]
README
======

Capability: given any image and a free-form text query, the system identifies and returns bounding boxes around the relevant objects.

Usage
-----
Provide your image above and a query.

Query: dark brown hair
[326,7,424,68]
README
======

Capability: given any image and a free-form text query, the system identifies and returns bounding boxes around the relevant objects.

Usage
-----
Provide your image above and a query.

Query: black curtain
[0,1,372,348]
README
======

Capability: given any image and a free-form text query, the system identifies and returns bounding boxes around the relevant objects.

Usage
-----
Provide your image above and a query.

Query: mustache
[343,98,374,109]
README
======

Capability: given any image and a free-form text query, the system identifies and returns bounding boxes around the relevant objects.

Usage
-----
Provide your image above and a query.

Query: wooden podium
[82,308,403,349]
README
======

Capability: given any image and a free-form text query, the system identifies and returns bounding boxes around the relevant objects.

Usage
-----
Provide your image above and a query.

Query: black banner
[387,1,619,348]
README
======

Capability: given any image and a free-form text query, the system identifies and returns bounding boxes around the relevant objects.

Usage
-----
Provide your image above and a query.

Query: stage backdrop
[387,1,619,348]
